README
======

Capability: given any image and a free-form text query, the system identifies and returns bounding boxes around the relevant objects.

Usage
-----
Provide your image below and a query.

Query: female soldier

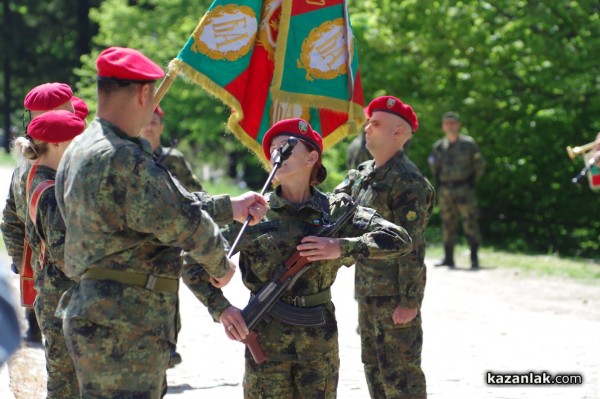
[187,118,412,398]
[14,110,84,398]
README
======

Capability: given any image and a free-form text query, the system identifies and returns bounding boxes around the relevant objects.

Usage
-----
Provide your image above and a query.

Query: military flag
[167,0,364,164]
[583,152,600,191]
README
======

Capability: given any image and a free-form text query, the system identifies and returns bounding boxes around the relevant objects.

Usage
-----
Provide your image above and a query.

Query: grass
[426,243,600,283]
[0,150,16,167]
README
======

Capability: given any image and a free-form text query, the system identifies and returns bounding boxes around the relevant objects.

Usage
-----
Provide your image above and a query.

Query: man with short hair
[336,96,434,399]
[429,111,485,269]
[55,47,267,397]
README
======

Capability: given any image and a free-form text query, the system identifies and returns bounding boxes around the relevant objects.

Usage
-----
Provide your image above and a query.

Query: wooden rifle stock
[240,197,358,364]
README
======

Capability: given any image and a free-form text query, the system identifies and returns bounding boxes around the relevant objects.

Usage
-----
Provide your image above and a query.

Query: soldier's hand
[392,305,417,325]
[231,192,269,225]
[210,259,236,288]
[219,305,249,341]
[297,236,341,261]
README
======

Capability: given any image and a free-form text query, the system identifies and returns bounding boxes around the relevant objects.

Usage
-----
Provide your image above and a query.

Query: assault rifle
[240,197,358,363]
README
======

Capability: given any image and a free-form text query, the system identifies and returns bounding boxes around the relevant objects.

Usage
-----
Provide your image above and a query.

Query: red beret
[365,96,419,133]
[262,118,323,160]
[262,118,327,184]
[27,110,85,144]
[24,83,73,111]
[71,96,89,121]
[154,105,164,118]
[97,47,164,83]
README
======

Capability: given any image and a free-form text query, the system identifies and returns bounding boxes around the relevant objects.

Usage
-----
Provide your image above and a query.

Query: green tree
[349,0,600,257]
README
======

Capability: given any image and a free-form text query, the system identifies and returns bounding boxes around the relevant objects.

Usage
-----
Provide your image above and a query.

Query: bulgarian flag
[168,0,364,165]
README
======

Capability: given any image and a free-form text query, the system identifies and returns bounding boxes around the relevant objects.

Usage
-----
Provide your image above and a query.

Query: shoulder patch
[406,210,417,221]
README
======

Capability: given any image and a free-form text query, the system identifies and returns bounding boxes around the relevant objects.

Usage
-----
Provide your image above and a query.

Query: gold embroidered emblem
[257,0,282,59]
[191,4,257,61]
[297,18,354,81]
[270,100,310,125]
[406,211,417,221]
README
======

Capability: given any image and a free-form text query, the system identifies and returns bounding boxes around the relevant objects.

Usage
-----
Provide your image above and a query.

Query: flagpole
[153,62,180,108]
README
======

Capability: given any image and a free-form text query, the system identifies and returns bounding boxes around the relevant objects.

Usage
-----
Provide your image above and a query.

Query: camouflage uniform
[154,145,203,192]
[186,187,412,399]
[336,150,435,399]
[429,134,484,261]
[1,160,42,342]
[55,118,233,398]
[346,132,371,170]
[25,165,78,398]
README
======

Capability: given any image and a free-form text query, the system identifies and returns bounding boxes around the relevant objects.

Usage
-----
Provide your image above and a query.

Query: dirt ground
[1,164,599,398]
[2,257,599,399]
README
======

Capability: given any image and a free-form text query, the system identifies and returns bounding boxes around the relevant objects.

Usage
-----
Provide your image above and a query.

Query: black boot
[169,350,182,368]
[435,245,455,267]
[470,245,480,269]
[24,308,42,343]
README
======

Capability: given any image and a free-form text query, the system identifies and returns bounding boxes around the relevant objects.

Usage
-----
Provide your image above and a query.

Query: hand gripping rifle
[240,197,358,364]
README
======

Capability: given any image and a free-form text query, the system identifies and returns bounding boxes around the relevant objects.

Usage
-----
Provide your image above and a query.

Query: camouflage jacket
[336,150,435,308]
[55,117,232,343]
[184,187,412,322]
[154,145,203,192]
[1,160,30,267]
[25,165,74,295]
[429,134,485,185]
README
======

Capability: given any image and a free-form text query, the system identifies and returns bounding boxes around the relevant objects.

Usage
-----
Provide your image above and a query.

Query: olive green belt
[281,288,332,308]
[81,268,179,293]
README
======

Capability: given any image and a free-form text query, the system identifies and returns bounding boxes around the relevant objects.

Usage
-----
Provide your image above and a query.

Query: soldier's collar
[97,117,153,156]
[371,150,404,179]
[269,186,325,213]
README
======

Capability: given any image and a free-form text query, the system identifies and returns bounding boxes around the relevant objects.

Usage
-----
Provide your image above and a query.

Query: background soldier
[1,82,75,344]
[336,96,435,399]
[140,105,203,192]
[55,46,266,398]
[429,112,485,269]
[346,131,371,170]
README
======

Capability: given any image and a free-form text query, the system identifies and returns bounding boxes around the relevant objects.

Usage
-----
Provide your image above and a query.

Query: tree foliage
[8,0,598,257]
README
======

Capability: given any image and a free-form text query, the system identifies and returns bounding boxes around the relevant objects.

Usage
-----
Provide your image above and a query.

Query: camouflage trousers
[63,318,170,399]
[33,292,79,399]
[438,185,481,247]
[358,296,426,399]
[243,313,339,399]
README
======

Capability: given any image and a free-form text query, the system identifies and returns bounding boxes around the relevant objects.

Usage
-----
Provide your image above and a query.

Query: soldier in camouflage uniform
[140,105,203,192]
[187,118,412,399]
[139,105,203,367]
[428,112,485,269]
[54,47,267,398]
[336,96,435,399]
[12,110,85,398]
[346,131,371,170]
[1,82,76,344]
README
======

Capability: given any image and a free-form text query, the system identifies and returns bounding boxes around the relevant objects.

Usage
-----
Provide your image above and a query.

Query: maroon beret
[154,105,164,118]
[365,96,419,133]
[71,96,89,121]
[96,47,165,83]
[27,110,85,144]
[24,83,73,111]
